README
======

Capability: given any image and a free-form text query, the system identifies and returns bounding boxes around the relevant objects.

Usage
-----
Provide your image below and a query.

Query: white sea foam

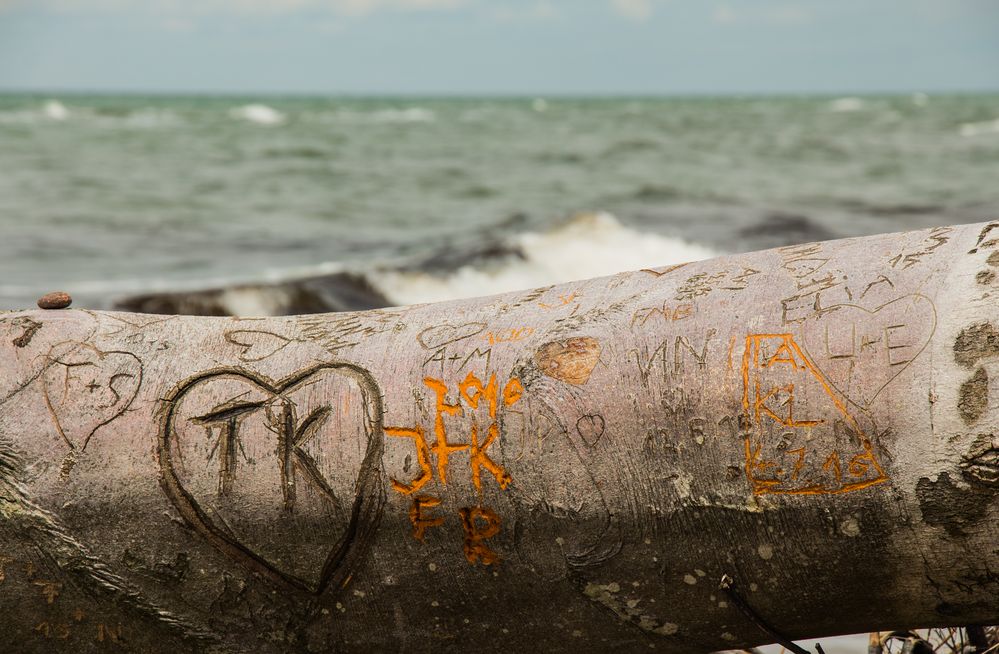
[959,118,999,138]
[116,109,182,129]
[827,97,865,113]
[373,107,435,123]
[230,103,286,125]
[322,107,436,124]
[43,100,69,121]
[370,211,717,305]
[0,102,70,125]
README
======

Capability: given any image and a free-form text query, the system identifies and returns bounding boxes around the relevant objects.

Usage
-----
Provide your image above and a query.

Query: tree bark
[1,222,997,653]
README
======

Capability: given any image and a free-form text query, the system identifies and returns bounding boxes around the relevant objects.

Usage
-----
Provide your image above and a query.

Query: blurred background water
[2,92,997,311]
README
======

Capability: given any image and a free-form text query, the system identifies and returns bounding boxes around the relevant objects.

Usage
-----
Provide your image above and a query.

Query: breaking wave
[43,100,69,120]
[369,211,717,305]
[959,118,999,138]
[309,107,437,125]
[230,103,286,126]
[827,97,865,113]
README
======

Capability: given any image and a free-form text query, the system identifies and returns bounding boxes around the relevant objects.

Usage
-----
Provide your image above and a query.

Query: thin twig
[719,574,815,654]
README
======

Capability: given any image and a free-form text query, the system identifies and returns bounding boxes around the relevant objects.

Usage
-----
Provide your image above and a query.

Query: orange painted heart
[534,337,601,386]
[800,294,936,409]
[159,363,385,593]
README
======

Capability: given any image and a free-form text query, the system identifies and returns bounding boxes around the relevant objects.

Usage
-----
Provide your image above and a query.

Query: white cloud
[611,0,653,21]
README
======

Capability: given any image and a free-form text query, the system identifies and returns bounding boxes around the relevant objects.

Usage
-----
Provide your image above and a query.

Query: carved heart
[224,329,293,362]
[0,314,96,406]
[575,414,606,447]
[41,342,142,452]
[159,364,385,593]
[534,337,601,386]
[416,322,487,350]
[801,294,936,409]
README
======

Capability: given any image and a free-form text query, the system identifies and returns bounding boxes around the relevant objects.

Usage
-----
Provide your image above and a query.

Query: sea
[1,93,998,312]
[2,93,997,649]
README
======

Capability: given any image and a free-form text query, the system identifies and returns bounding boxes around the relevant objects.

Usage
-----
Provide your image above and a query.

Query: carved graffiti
[630,302,694,329]
[486,327,535,345]
[628,330,716,387]
[778,243,850,324]
[740,333,888,495]
[673,266,760,302]
[538,291,581,312]
[888,226,953,269]
[40,341,143,474]
[298,310,407,354]
[158,364,385,594]
[385,371,523,565]
[801,294,936,409]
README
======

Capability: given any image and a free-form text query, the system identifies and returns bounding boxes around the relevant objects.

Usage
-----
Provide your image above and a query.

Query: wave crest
[370,211,716,305]
[230,104,286,126]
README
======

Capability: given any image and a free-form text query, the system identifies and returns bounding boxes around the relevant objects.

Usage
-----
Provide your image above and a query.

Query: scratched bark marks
[0,223,996,652]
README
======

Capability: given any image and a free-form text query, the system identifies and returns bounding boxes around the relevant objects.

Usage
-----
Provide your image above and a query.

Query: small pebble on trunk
[37,291,72,310]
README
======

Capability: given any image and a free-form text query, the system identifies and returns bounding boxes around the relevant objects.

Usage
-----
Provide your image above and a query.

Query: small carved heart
[224,329,293,362]
[41,341,142,452]
[417,322,487,350]
[575,414,606,447]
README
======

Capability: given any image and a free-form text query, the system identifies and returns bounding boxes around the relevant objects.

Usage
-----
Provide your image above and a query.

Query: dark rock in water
[406,240,525,274]
[738,212,839,248]
[840,199,944,216]
[113,272,390,317]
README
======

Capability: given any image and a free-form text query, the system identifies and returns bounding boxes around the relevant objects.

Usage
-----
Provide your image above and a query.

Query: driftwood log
[1,223,998,653]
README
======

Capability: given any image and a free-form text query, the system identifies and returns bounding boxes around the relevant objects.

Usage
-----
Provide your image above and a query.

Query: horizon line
[1,87,998,100]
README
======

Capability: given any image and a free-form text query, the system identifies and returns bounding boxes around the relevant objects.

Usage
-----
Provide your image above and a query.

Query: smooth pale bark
[1,223,998,654]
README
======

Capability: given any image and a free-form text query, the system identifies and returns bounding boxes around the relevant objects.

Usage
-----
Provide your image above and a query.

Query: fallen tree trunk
[1,222,997,653]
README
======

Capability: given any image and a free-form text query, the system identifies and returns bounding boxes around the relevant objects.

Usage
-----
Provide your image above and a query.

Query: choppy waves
[0,99,183,128]
[0,99,439,128]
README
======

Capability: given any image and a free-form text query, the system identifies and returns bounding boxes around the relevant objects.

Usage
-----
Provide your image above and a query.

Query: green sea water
[1,93,998,308]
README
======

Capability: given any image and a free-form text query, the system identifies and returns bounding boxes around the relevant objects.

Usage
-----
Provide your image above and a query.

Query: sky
[0,0,997,95]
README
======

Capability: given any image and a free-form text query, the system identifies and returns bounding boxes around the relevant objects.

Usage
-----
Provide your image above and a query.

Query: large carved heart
[159,364,385,593]
[41,341,142,452]
[801,294,936,409]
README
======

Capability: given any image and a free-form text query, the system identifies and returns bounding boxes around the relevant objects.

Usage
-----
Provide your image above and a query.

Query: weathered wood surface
[1,223,997,653]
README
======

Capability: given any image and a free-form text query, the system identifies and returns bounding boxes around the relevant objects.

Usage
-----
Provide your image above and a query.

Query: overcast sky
[1,0,997,95]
